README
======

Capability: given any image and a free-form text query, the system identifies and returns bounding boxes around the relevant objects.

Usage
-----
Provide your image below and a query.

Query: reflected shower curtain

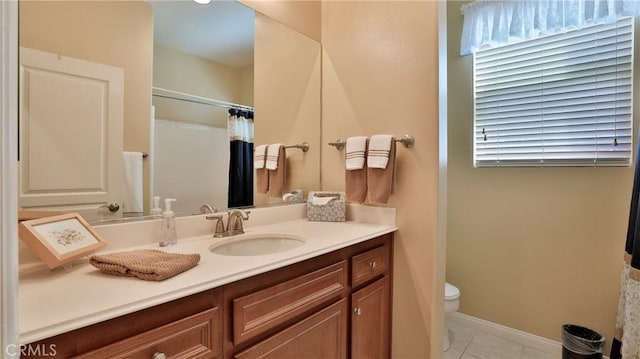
[227,109,254,208]
[612,141,640,359]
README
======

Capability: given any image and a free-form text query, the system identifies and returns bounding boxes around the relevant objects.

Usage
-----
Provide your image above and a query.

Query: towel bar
[328,135,415,150]
[284,142,310,153]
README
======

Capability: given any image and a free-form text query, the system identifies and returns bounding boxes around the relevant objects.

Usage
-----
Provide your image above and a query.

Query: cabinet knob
[152,353,167,359]
[353,307,362,315]
[370,261,377,269]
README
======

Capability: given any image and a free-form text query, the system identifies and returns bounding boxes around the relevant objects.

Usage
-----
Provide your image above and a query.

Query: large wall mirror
[17,0,321,222]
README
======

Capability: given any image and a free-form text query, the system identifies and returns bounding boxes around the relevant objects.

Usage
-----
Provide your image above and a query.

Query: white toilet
[444,282,460,351]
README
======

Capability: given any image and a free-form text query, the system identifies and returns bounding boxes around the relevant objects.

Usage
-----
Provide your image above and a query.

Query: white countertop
[19,206,396,344]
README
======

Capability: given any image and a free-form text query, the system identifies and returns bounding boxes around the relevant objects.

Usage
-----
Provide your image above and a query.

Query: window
[473,18,634,167]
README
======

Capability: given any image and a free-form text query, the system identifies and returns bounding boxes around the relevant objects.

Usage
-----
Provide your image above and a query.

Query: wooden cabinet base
[24,234,393,359]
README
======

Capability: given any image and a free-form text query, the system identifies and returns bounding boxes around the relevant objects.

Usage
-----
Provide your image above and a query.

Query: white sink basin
[209,234,306,256]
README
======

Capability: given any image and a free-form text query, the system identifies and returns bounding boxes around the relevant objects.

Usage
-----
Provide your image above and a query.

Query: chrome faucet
[206,209,250,238]
[198,204,217,214]
[227,209,250,236]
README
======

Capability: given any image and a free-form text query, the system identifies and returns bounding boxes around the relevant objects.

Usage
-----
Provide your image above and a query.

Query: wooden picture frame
[18,212,106,269]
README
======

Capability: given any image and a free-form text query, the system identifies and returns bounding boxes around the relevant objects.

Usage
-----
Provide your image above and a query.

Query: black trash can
[561,324,605,359]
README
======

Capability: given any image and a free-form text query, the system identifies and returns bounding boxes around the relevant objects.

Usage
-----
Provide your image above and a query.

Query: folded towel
[367,135,394,169]
[367,140,396,204]
[254,144,267,169]
[266,143,283,170]
[345,138,368,203]
[255,144,269,193]
[346,136,368,170]
[268,145,287,196]
[89,249,200,281]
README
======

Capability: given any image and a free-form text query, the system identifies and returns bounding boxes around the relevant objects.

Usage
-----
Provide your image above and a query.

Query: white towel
[123,151,144,213]
[367,135,394,169]
[311,196,338,206]
[254,144,267,169]
[265,143,283,170]
[345,136,368,170]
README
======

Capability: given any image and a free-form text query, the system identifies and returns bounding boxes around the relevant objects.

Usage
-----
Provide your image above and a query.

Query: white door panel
[19,47,124,220]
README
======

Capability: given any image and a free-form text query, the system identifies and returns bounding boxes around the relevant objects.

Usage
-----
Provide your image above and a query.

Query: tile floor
[444,321,556,359]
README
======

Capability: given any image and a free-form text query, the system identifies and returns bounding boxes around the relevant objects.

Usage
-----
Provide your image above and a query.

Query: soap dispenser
[150,196,162,216]
[160,198,177,247]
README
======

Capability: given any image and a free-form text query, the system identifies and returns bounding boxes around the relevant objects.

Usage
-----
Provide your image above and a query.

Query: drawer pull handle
[354,307,362,315]
[152,353,167,359]
[370,261,377,269]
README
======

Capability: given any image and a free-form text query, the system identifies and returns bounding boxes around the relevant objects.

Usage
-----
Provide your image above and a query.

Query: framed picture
[18,212,106,269]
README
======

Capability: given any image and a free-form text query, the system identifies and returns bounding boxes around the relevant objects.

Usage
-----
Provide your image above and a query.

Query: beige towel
[89,249,200,281]
[367,140,395,204]
[346,137,368,203]
[268,145,286,196]
[255,144,268,194]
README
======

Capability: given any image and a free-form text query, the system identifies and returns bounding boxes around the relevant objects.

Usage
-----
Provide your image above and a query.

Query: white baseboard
[449,312,610,359]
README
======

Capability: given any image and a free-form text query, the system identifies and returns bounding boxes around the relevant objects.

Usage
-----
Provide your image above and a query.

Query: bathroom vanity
[19,205,396,359]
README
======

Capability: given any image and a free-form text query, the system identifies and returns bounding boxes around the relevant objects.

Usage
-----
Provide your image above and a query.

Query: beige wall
[239,65,255,106]
[253,13,321,206]
[240,0,321,42]
[321,1,442,357]
[19,1,153,210]
[153,44,252,128]
[446,1,634,353]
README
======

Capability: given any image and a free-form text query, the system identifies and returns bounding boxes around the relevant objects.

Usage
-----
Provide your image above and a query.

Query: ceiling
[150,0,255,68]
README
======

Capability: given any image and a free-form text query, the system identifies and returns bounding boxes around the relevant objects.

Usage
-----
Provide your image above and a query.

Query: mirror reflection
[151,0,255,214]
[17,1,321,223]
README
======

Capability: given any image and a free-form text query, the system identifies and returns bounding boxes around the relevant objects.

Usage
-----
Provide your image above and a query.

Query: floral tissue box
[307,191,346,222]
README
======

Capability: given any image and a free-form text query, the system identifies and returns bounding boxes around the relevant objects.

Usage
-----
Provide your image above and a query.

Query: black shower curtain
[611,138,640,359]
[228,109,253,208]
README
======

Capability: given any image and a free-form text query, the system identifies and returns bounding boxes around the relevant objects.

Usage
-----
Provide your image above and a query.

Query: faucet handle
[206,214,226,238]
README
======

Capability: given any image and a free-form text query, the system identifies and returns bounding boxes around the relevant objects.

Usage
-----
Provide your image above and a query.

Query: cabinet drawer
[73,308,221,359]
[233,261,347,345]
[234,299,348,359]
[351,245,389,288]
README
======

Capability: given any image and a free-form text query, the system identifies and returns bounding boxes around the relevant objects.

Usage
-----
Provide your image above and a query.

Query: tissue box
[307,191,346,222]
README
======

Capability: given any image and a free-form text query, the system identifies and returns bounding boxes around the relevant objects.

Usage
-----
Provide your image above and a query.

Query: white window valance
[460,0,640,55]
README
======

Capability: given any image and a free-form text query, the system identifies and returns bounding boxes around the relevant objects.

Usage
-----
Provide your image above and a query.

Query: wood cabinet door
[73,308,221,359]
[234,299,348,359]
[351,276,390,359]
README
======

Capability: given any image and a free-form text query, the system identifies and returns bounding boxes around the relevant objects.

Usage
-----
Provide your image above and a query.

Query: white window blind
[473,17,634,167]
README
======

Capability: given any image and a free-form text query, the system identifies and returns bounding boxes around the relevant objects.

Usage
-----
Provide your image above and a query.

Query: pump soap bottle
[160,198,177,247]
[150,196,162,216]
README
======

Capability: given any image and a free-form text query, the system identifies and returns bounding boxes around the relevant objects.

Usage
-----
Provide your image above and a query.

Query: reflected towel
[254,144,267,169]
[123,151,143,213]
[345,137,368,203]
[90,249,200,281]
[268,145,286,197]
[255,145,268,193]
[367,140,395,204]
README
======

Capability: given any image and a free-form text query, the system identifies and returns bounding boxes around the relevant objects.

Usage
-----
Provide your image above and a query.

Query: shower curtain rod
[152,87,254,112]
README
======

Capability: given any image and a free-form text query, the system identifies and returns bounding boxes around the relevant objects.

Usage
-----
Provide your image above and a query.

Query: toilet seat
[445,282,460,301]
